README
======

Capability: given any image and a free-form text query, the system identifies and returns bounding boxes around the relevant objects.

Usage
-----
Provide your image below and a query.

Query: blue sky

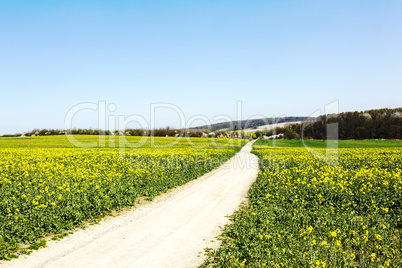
[1,1,401,134]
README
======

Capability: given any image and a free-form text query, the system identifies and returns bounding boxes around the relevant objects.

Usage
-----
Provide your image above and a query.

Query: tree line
[3,108,401,140]
[2,128,243,139]
[254,108,402,140]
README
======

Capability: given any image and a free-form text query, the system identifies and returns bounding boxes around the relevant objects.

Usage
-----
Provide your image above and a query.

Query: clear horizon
[1,1,401,135]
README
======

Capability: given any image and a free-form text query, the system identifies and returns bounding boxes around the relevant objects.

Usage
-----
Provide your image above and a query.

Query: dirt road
[3,141,259,268]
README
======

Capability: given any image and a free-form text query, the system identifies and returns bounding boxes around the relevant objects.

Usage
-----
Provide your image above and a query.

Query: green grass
[27,240,46,250]
[254,139,402,148]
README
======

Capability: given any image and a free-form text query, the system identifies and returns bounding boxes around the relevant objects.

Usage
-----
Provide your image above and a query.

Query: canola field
[0,135,246,259]
[203,140,402,267]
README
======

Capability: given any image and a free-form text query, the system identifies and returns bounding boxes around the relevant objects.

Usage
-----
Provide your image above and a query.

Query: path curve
[3,141,259,268]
